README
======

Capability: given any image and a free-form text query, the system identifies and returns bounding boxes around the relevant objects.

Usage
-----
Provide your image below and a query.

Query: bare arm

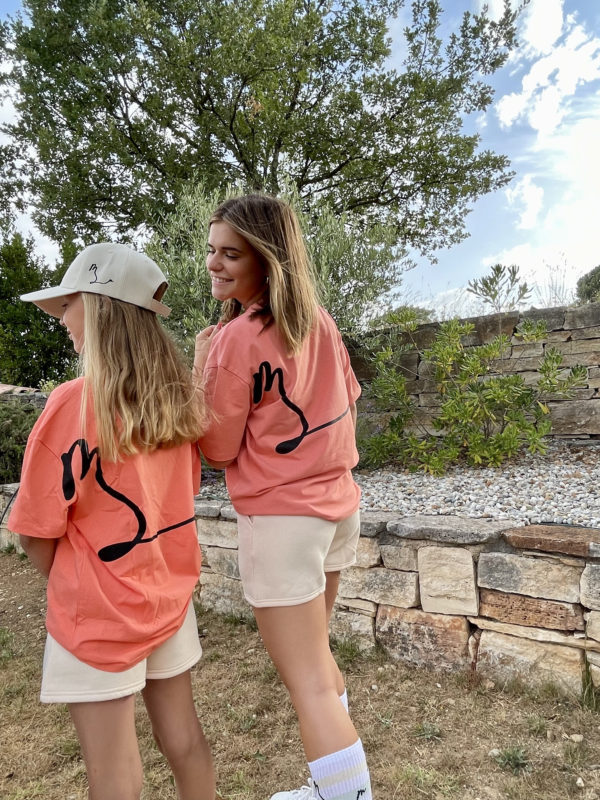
[202,457,234,470]
[19,535,57,578]
[193,324,221,381]
[350,402,357,430]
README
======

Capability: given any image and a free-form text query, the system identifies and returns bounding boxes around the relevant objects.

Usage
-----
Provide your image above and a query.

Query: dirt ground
[1,550,600,800]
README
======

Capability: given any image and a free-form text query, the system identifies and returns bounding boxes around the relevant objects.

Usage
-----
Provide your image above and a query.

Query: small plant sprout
[413,721,443,741]
[493,745,530,774]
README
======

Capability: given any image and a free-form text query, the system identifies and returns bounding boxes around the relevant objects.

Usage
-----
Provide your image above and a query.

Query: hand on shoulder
[193,323,222,376]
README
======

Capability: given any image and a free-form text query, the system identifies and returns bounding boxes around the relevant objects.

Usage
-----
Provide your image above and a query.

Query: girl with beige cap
[9,243,215,800]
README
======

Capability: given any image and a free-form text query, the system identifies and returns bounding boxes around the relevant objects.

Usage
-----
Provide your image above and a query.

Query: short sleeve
[340,338,361,403]
[327,311,361,403]
[198,365,252,463]
[7,436,71,539]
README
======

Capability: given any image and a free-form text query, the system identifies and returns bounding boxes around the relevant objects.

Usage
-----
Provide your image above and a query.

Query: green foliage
[391,763,461,795]
[300,197,407,334]
[37,379,63,394]
[576,264,600,304]
[369,305,435,329]
[359,265,587,475]
[467,263,532,312]
[146,185,225,358]
[413,721,443,741]
[0,233,76,387]
[581,660,600,712]
[148,183,407,354]
[331,637,364,671]
[0,627,15,666]
[0,399,42,483]
[1,0,518,255]
[526,715,548,738]
[493,745,530,774]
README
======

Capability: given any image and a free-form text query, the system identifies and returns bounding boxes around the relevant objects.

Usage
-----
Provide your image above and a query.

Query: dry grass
[1,551,600,800]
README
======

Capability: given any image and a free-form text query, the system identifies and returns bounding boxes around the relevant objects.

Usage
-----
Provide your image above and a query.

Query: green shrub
[494,745,530,774]
[576,264,600,304]
[359,266,587,475]
[0,400,42,484]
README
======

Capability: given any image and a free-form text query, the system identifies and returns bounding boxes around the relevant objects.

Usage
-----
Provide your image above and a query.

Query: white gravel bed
[355,440,600,528]
[198,441,600,529]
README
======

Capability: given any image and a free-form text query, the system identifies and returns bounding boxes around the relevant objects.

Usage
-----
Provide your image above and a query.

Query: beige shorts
[40,601,202,704]
[237,511,360,608]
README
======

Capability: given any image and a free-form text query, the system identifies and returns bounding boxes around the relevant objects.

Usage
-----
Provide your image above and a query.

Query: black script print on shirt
[61,439,194,562]
[252,361,350,454]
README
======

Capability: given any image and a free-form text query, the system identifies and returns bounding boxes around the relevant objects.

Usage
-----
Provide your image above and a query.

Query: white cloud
[505,175,544,230]
[528,85,565,134]
[477,242,583,306]
[519,0,564,55]
[480,110,600,291]
[413,285,482,319]
[402,0,599,313]
[493,1,600,280]
[496,5,600,136]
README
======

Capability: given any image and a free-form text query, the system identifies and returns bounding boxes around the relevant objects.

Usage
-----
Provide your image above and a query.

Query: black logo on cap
[89,263,113,285]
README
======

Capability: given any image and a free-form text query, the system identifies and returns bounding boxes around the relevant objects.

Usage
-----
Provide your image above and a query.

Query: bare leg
[253,594,358,762]
[69,695,143,800]
[142,670,215,800]
[324,570,340,620]
[324,570,345,697]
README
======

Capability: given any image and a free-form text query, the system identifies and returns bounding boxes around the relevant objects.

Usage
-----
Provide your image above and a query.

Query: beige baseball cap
[20,242,171,317]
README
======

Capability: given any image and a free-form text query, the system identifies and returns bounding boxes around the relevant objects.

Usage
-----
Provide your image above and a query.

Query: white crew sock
[308,738,372,800]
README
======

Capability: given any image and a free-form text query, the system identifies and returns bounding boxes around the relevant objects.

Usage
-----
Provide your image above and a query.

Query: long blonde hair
[210,194,319,354]
[80,293,206,461]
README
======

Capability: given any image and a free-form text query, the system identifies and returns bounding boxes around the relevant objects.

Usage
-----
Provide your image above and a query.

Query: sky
[1,0,599,316]
[393,0,600,314]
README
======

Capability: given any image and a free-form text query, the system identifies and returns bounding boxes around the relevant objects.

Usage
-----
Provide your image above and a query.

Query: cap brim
[20,287,172,318]
[20,286,80,318]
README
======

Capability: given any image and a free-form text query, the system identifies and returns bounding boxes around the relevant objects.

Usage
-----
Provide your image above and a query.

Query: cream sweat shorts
[40,600,202,704]
[237,510,361,608]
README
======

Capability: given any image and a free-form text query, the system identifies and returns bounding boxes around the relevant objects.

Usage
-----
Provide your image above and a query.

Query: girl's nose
[207,252,222,272]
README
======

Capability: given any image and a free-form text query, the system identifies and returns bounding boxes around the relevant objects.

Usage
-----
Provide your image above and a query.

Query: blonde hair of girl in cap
[9,243,215,800]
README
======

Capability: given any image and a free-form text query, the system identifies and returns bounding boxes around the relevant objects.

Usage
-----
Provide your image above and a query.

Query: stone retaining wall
[3,486,600,698]
[0,386,47,409]
[5,303,600,439]
[194,500,600,697]
[351,302,600,439]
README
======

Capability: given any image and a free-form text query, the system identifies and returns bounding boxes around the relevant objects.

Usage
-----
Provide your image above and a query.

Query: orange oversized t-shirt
[199,306,361,520]
[8,378,202,671]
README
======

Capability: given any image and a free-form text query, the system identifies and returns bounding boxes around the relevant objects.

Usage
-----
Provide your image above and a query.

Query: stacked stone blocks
[353,302,600,439]
[3,489,600,699]
[194,502,600,698]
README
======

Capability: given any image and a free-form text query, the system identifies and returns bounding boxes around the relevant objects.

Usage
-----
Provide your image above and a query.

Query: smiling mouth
[211,277,232,284]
